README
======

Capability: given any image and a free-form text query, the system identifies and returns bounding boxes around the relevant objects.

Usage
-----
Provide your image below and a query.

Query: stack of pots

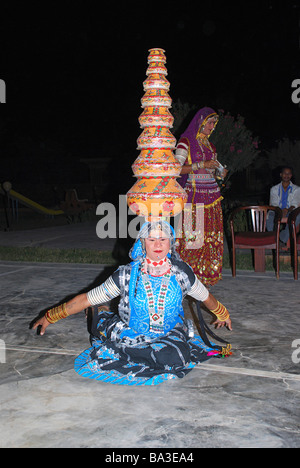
[127,48,187,220]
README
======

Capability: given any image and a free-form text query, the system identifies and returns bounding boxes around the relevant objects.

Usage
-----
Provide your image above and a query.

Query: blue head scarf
[129,220,180,263]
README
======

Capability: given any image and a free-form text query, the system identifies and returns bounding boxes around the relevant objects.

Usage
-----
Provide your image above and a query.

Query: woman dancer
[33,220,232,386]
[175,107,227,287]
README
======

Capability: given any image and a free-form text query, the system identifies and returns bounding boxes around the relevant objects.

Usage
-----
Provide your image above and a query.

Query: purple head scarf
[181,107,218,157]
[178,107,218,187]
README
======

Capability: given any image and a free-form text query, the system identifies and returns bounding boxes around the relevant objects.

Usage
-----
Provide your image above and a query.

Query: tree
[172,103,260,190]
[171,99,196,136]
[210,110,260,189]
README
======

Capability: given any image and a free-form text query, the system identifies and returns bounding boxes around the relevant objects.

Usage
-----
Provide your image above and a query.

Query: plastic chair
[229,205,282,279]
[290,206,300,280]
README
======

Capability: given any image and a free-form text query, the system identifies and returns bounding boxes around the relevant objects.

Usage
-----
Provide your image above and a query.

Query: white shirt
[269,182,300,209]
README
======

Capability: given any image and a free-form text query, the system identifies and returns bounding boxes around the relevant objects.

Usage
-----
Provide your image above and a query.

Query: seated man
[266,166,300,244]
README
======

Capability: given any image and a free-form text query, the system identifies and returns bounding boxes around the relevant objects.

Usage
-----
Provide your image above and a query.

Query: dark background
[1,0,300,205]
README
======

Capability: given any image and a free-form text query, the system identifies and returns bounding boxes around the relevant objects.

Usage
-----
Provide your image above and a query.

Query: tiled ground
[0,260,299,448]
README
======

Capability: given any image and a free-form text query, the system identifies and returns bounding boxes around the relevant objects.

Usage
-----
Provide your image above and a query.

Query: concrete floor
[0,222,300,448]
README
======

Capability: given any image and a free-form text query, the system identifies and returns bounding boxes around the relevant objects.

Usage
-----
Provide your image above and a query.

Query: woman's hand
[212,317,232,331]
[204,160,219,170]
[32,294,91,336]
[32,316,50,336]
[221,167,228,178]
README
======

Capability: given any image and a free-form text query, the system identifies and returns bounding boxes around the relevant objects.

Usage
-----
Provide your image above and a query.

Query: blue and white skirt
[74,309,220,386]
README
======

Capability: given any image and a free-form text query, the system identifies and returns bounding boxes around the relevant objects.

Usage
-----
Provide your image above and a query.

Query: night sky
[1,0,300,191]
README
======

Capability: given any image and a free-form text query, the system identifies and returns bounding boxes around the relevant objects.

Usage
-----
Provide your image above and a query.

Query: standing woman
[175,107,227,287]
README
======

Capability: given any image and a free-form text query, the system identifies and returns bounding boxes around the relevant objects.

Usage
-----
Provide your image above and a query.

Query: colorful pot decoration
[127,48,187,220]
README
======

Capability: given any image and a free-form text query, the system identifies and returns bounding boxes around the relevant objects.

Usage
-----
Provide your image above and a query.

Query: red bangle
[210,301,230,321]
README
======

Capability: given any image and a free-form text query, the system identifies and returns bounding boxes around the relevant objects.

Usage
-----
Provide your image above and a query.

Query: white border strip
[0,266,33,277]
[3,344,79,356]
[196,363,300,381]
[3,344,300,382]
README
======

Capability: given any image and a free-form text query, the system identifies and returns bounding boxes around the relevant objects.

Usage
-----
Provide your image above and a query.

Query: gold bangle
[210,301,230,321]
[45,303,69,324]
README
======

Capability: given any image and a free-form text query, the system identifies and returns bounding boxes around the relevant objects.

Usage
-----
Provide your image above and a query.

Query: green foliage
[210,110,260,183]
[0,246,115,264]
[171,103,260,190]
[171,99,196,135]
[0,246,296,272]
[225,209,248,234]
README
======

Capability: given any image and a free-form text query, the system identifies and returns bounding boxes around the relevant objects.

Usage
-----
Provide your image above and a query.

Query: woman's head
[129,220,178,262]
[200,115,218,137]
[180,107,218,152]
[144,228,170,261]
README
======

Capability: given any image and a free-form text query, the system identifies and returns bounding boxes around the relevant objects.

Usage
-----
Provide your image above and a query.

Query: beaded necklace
[141,256,171,277]
[196,132,216,160]
[141,267,171,334]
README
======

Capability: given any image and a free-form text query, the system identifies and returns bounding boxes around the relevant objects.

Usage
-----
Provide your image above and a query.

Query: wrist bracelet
[210,301,230,321]
[45,302,69,324]
[192,162,205,171]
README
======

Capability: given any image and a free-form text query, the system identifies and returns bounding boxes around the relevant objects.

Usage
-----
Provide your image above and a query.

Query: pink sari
[176,108,223,287]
